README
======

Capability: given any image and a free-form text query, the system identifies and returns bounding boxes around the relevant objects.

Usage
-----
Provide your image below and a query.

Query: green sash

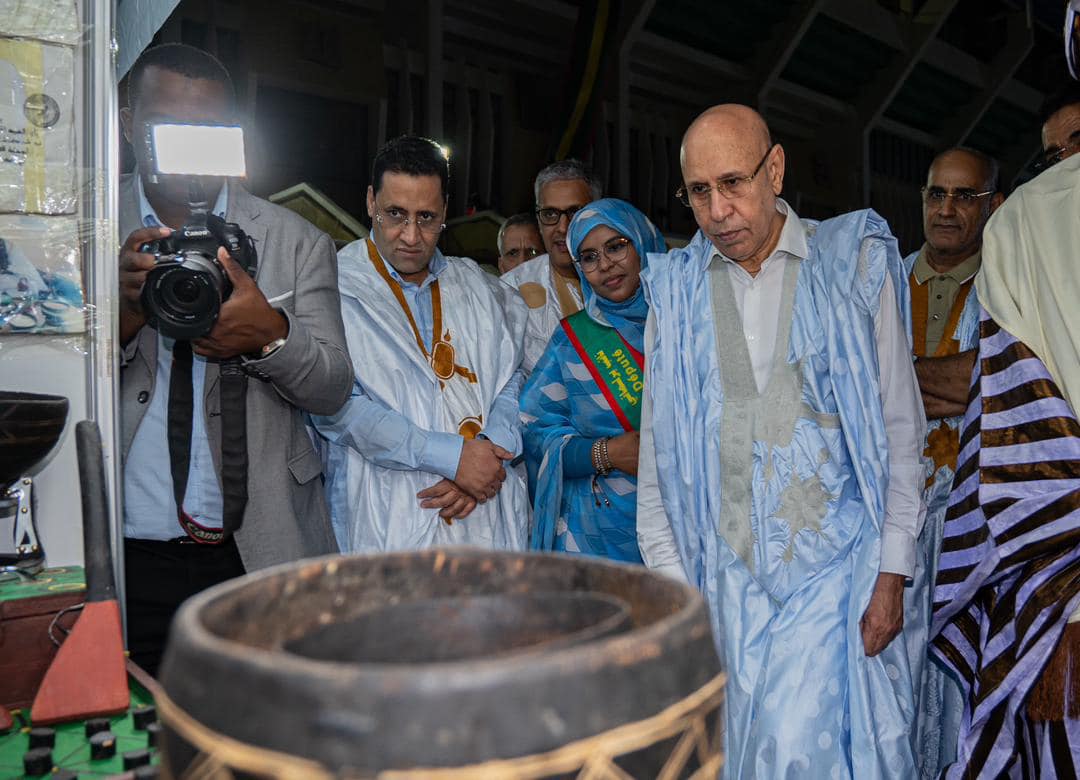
[560,311,645,432]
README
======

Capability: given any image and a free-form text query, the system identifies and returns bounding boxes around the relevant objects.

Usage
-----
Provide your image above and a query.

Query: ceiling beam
[852,0,961,128]
[921,37,985,86]
[618,0,658,197]
[999,78,1043,114]
[821,0,904,48]
[944,9,1035,147]
[634,32,751,81]
[441,16,566,65]
[847,0,960,203]
[876,115,939,149]
[755,0,827,109]
[426,0,443,138]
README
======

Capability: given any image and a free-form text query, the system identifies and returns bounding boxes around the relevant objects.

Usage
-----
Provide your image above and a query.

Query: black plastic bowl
[0,391,69,486]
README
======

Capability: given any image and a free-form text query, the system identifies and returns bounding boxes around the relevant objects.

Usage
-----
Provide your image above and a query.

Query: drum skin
[158,548,724,778]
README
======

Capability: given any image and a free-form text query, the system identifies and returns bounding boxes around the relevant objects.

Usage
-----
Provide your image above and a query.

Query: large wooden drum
[157,548,724,778]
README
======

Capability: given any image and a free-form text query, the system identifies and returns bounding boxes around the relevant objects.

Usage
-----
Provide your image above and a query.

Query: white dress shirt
[637,201,927,579]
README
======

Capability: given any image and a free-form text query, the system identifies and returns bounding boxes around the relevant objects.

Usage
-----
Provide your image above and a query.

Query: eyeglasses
[1034,137,1080,173]
[576,236,631,272]
[675,145,775,207]
[373,207,446,234]
[535,205,583,226]
[920,186,994,205]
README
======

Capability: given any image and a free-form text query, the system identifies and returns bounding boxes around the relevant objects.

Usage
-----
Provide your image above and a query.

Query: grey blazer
[118,173,352,570]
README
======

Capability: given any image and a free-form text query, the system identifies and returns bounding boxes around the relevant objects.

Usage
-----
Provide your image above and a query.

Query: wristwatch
[257,337,287,359]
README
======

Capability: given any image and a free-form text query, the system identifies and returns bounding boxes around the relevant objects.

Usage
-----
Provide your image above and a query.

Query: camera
[140,214,256,340]
[138,122,256,340]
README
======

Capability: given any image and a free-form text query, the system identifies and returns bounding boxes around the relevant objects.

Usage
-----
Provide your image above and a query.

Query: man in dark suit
[117,44,351,675]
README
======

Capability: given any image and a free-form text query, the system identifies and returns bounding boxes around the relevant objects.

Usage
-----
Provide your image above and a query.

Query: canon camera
[140,213,256,341]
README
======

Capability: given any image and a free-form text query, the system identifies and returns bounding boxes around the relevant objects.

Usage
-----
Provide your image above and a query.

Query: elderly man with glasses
[312,135,529,552]
[898,147,1003,776]
[635,104,926,778]
[501,159,602,374]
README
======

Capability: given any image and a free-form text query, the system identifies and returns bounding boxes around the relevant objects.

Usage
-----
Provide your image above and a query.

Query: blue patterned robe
[643,210,917,779]
[520,199,665,561]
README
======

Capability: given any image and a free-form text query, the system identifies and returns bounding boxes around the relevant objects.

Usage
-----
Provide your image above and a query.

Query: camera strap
[218,358,249,538]
[168,342,249,544]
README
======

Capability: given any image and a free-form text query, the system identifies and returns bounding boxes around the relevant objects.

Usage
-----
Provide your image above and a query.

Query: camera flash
[152,124,247,178]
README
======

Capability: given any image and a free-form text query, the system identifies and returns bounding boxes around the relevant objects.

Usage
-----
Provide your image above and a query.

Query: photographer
[118,44,351,675]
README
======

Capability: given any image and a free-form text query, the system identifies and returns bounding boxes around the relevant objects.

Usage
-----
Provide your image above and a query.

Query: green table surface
[0,567,85,603]
[0,676,159,778]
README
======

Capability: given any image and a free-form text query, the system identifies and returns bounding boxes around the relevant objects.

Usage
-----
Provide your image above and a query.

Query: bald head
[678,104,785,274]
[681,104,773,168]
[929,148,998,194]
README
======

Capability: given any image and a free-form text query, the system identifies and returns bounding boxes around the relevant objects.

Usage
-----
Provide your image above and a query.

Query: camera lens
[161,270,211,312]
[141,250,224,340]
[173,278,201,305]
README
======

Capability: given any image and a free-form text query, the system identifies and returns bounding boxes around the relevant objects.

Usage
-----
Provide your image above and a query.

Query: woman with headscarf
[519,198,666,561]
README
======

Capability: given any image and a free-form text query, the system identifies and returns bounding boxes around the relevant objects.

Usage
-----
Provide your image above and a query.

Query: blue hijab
[566,198,666,352]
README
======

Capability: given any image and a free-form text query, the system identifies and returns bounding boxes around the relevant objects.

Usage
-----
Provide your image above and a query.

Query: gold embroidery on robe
[430,331,478,385]
[457,416,483,439]
[518,282,547,309]
[924,421,960,487]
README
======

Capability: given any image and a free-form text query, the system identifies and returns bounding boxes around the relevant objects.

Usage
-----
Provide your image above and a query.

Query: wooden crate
[0,567,85,710]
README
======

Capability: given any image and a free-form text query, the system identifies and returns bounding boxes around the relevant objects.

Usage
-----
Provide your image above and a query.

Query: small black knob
[23,746,53,775]
[137,390,150,403]
[89,730,116,760]
[28,726,55,749]
[145,721,162,748]
[123,748,152,769]
[132,705,158,730]
[134,765,160,779]
[85,717,110,738]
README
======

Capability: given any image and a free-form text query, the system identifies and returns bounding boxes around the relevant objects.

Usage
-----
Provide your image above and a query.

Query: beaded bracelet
[591,437,614,476]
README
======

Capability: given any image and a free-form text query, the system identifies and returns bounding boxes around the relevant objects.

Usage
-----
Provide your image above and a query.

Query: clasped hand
[454,438,513,501]
[416,438,513,522]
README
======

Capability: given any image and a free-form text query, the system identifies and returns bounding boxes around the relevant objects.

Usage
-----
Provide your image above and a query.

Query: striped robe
[930,309,1080,777]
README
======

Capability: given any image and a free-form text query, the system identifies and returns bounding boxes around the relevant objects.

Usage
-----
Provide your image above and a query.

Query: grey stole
[707,256,838,572]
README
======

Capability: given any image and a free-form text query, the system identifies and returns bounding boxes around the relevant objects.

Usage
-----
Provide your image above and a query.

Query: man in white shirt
[636,104,926,779]
[501,159,601,373]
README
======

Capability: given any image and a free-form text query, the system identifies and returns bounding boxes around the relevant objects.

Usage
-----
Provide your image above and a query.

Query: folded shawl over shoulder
[520,199,665,559]
[975,153,1080,414]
